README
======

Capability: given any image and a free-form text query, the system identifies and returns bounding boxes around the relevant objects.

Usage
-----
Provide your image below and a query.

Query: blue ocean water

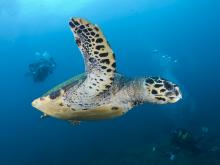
[0,0,220,164]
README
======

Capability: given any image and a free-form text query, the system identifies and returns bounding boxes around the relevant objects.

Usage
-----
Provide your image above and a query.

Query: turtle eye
[164,81,174,90]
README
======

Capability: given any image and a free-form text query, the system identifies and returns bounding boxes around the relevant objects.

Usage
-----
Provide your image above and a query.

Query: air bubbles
[152,49,178,64]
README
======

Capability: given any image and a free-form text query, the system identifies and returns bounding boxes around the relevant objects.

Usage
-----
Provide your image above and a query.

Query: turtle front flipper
[69,18,116,98]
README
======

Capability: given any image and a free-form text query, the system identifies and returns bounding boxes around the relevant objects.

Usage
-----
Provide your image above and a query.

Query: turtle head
[143,77,182,104]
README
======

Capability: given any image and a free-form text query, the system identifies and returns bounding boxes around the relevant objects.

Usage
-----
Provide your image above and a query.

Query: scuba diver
[27,52,56,82]
[166,127,219,162]
[169,128,203,155]
[152,127,214,161]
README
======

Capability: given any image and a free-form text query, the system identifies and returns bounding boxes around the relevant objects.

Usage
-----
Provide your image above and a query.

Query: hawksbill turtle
[32,18,182,123]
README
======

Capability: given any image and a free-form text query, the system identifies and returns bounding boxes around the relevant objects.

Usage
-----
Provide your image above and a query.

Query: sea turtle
[32,18,182,123]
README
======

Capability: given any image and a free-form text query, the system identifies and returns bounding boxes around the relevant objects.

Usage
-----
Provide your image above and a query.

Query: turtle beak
[166,86,182,103]
[175,86,182,100]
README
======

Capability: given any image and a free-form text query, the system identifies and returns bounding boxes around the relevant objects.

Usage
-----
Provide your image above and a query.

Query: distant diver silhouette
[27,52,56,82]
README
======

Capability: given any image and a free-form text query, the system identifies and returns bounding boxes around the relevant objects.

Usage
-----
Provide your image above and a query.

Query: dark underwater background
[0,0,220,164]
